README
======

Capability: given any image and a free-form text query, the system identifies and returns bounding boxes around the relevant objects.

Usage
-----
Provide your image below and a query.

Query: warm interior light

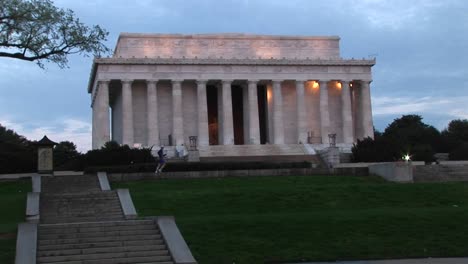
[267,89,272,101]
[350,83,353,87]
[337,82,342,89]
[312,81,319,89]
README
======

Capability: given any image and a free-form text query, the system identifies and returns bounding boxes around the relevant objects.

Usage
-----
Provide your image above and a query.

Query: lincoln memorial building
[88,33,375,159]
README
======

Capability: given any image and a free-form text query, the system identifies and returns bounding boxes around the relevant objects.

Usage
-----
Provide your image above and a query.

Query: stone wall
[369,162,413,182]
[413,164,468,182]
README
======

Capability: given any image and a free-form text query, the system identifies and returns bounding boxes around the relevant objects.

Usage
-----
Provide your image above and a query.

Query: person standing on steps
[155,146,167,174]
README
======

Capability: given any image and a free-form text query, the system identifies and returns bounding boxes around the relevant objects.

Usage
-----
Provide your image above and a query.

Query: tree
[0,123,36,173]
[442,119,468,144]
[0,0,110,68]
[53,140,80,167]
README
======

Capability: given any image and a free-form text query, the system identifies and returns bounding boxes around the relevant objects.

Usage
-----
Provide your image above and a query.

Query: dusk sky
[1,0,467,152]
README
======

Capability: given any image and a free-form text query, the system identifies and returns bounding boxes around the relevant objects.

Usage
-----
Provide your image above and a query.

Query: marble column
[146,79,159,147]
[319,80,330,145]
[341,80,354,143]
[221,80,234,145]
[248,80,260,144]
[360,80,374,139]
[172,80,184,146]
[296,80,307,144]
[197,80,209,146]
[92,80,110,149]
[121,79,134,147]
[272,80,284,144]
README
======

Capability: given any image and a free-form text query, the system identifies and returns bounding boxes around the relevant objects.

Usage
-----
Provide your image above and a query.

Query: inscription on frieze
[116,34,340,60]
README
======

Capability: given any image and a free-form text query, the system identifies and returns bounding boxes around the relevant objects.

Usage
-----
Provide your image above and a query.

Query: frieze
[117,34,341,60]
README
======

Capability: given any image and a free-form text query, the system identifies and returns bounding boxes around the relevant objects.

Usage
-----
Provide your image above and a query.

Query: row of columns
[92,79,373,149]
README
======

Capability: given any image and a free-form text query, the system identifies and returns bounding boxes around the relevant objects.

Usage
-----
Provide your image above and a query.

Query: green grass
[0,180,30,263]
[114,176,468,264]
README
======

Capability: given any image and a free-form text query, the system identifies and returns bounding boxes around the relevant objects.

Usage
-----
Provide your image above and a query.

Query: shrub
[351,137,400,162]
[83,141,155,167]
[449,143,468,160]
[411,144,435,163]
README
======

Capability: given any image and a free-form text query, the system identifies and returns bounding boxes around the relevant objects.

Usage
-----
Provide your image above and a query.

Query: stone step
[39,234,162,246]
[39,223,156,235]
[37,250,171,263]
[41,212,124,218]
[41,216,125,224]
[41,203,121,212]
[38,259,173,264]
[42,193,119,199]
[38,245,166,257]
[39,220,155,229]
[39,229,160,240]
[38,239,165,251]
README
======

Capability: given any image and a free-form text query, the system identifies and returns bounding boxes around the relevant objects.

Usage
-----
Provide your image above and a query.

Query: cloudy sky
[1,0,467,152]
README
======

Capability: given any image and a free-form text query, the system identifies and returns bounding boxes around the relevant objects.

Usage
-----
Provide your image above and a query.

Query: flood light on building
[403,154,411,162]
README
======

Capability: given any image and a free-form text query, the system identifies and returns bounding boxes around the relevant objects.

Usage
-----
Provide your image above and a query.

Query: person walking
[155,146,167,174]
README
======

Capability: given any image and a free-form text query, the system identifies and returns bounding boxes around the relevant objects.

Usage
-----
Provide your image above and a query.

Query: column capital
[272,79,283,84]
[318,79,330,83]
[121,79,133,84]
[221,79,233,85]
[98,79,110,85]
[171,79,184,84]
[248,79,259,84]
[196,79,208,85]
[146,79,159,84]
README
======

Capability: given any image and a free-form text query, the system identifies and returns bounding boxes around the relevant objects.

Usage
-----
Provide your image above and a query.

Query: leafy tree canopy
[442,119,468,142]
[383,114,440,150]
[0,0,110,68]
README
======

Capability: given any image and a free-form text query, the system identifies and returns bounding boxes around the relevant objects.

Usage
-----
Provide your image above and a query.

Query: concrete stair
[197,144,322,164]
[40,191,125,224]
[199,144,309,157]
[37,219,173,264]
[42,175,101,194]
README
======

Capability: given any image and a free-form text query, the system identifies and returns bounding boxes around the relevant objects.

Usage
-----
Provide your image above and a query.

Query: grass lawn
[0,180,30,263]
[114,175,468,264]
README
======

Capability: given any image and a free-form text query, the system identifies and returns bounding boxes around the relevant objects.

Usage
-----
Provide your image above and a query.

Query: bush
[449,143,468,160]
[83,141,155,167]
[85,161,313,173]
[351,137,400,162]
[411,144,435,163]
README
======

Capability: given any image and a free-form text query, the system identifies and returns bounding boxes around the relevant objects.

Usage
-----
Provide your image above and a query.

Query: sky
[0,0,467,152]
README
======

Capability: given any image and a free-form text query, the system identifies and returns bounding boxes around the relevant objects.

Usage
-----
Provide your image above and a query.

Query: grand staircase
[35,174,175,264]
[198,144,320,163]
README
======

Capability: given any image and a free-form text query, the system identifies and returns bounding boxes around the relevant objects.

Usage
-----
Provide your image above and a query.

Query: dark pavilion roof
[35,135,57,146]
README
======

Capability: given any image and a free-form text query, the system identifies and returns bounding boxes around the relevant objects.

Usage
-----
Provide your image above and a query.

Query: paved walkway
[294,258,468,264]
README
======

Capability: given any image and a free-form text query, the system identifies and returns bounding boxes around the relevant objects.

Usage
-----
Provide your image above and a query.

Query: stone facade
[88,33,375,151]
